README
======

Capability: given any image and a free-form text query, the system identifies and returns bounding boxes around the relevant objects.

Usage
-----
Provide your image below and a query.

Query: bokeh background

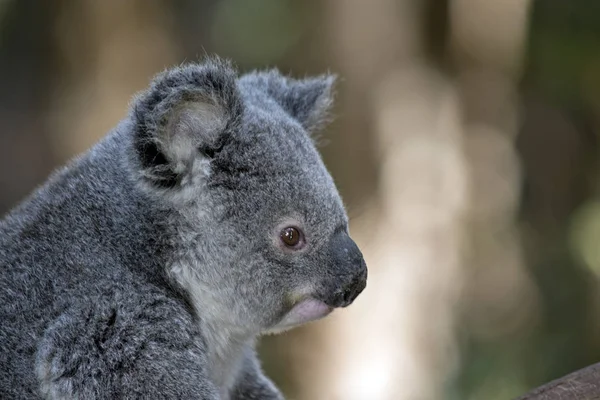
[1,1,599,399]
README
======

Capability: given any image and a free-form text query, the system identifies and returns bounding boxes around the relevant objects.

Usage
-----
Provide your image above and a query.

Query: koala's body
[0,58,367,399]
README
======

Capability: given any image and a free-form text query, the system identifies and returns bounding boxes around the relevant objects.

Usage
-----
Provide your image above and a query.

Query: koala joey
[0,57,368,399]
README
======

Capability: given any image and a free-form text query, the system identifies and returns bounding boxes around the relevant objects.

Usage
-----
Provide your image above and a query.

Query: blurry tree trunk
[450,1,539,397]
[302,1,468,399]
[448,0,539,399]
[450,0,537,340]
[48,0,178,160]
[301,1,534,399]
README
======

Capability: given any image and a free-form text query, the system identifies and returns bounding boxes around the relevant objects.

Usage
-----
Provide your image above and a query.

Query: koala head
[128,57,367,335]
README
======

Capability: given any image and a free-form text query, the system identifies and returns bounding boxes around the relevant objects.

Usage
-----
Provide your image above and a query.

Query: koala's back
[0,132,203,398]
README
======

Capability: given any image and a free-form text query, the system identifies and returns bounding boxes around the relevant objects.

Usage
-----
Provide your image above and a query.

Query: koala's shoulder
[35,281,215,399]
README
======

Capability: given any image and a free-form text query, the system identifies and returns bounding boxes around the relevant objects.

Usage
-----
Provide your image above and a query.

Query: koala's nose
[326,230,368,308]
[332,261,367,307]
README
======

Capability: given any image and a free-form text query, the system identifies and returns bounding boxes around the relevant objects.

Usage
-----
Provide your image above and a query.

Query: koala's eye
[280,227,304,249]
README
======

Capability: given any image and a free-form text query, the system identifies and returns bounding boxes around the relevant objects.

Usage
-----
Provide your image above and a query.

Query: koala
[0,57,367,399]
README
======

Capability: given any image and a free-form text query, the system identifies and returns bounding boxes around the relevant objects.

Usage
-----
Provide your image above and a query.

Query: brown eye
[280,227,303,248]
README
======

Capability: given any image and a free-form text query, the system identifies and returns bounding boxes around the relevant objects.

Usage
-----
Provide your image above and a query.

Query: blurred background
[1,1,599,399]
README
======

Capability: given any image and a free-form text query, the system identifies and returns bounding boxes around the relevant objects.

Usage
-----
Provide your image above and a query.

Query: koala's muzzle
[322,230,367,308]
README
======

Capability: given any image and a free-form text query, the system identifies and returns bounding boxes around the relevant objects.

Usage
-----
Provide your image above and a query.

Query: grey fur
[0,56,367,399]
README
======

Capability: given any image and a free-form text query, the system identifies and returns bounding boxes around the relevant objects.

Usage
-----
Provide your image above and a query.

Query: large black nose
[325,231,368,308]
[331,261,367,307]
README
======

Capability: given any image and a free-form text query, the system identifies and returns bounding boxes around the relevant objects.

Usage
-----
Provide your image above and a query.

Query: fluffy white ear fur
[130,59,242,195]
[160,102,227,175]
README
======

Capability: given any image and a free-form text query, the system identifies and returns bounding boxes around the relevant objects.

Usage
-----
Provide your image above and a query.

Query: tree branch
[516,362,600,399]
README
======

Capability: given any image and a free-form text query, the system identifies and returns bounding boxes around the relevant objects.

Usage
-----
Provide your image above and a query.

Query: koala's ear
[241,70,336,134]
[130,58,242,190]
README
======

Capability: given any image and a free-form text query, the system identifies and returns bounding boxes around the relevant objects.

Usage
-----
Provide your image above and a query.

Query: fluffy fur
[0,57,367,399]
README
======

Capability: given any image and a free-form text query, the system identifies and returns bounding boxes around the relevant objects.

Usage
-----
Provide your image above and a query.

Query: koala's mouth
[288,298,334,323]
[268,298,333,333]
